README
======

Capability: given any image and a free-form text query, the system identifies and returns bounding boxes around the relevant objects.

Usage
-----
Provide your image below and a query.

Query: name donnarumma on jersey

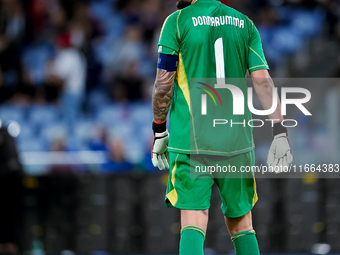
[192,16,245,28]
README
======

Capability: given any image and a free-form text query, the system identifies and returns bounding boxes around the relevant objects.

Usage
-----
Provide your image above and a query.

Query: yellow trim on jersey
[191,112,199,154]
[252,179,258,206]
[177,10,182,41]
[177,52,191,113]
[168,143,254,155]
[159,17,170,41]
[250,151,258,206]
[249,64,269,70]
[159,10,180,41]
[166,189,178,206]
[166,154,180,206]
[249,47,268,67]
[177,52,199,153]
[176,52,199,153]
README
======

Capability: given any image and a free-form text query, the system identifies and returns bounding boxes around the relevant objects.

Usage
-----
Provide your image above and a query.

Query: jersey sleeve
[158,11,180,56]
[247,22,269,72]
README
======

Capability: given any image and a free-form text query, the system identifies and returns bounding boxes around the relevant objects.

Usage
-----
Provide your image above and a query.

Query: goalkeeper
[151,0,293,254]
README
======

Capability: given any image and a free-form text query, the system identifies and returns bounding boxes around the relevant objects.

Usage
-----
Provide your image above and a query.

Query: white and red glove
[267,122,293,172]
[151,121,169,170]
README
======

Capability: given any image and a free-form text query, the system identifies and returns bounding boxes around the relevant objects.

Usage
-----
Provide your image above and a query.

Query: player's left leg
[180,209,208,255]
[226,211,260,255]
[213,150,259,255]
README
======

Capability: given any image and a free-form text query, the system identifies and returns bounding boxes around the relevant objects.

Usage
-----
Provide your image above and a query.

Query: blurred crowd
[0,0,339,107]
[0,1,339,254]
[0,0,339,173]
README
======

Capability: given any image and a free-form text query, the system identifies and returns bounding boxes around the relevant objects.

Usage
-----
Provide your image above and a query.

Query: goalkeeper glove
[151,120,169,170]
[267,122,293,172]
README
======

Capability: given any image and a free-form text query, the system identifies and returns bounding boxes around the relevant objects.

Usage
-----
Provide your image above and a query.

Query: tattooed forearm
[152,69,176,123]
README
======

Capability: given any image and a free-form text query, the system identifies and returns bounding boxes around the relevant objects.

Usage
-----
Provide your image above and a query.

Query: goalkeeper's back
[158,0,269,156]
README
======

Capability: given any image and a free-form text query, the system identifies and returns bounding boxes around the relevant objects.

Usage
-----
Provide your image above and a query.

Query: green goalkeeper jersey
[158,0,269,156]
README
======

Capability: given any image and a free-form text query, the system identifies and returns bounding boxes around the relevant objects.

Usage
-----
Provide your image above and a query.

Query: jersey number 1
[214,38,225,81]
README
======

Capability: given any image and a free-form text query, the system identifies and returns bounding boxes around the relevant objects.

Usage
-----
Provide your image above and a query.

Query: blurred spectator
[28,0,49,36]
[116,0,141,23]
[107,24,143,77]
[285,0,318,8]
[50,137,66,152]
[0,32,32,104]
[70,1,102,48]
[0,127,23,255]
[44,32,86,129]
[0,34,21,84]
[323,0,340,40]
[89,125,109,151]
[49,137,81,172]
[70,1,103,95]
[101,138,134,172]
[106,24,144,101]
[0,66,13,103]
[0,0,26,44]
[50,4,68,33]
[258,6,278,27]
[12,69,35,105]
[111,65,144,102]
[140,0,162,44]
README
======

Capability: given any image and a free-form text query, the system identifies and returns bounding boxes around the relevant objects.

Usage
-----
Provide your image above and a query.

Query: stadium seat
[65,135,89,151]
[96,104,127,126]
[89,1,114,20]
[290,9,324,39]
[129,103,153,124]
[17,137,47,152]
[0,105,26,123]
[93,35,122,65]
[271,27,303,54]
[16,121,37,142]
[28,105,60,128]
[87,90,111,113]
[73,119,98,144]
[124,137,145,164]
[40,122,68,144]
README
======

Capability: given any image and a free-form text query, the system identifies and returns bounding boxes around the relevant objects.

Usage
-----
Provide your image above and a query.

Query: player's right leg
[180,209,208,255]
[226,211,260,255]
[164,153,214,255]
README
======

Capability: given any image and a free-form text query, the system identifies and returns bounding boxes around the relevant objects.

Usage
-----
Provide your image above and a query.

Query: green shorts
[165,151,258,218]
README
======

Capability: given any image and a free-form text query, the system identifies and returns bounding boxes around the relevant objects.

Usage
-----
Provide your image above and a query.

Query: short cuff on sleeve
[248,64,270,73]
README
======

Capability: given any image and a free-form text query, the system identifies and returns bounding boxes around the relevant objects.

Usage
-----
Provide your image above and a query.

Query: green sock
[231,230,260,255]
[179,226,205,255]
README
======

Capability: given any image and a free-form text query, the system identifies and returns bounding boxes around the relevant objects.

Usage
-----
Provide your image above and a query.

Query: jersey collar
[193,0,217,4]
